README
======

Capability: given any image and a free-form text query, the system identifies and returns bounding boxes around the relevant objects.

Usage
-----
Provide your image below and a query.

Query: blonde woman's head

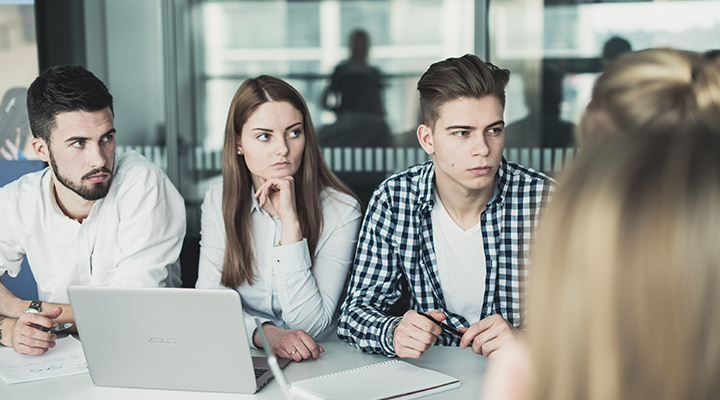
[578,48,720,147]
[530,128,720,400]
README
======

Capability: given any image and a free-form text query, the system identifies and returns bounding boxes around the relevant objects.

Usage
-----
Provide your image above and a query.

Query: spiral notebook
[289,359,460,400]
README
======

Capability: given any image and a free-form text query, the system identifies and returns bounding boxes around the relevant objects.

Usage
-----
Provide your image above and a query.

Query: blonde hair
[529,129,720,400]
[221,75,358,287]
[578,48,720,147]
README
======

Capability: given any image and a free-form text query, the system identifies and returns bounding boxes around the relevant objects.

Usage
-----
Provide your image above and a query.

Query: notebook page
[0,335,88,384]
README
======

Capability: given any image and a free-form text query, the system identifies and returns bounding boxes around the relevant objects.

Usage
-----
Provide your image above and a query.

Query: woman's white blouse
[196,182,362,346]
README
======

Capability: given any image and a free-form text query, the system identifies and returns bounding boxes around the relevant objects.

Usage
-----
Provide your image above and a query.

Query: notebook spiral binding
[292,360,400,384]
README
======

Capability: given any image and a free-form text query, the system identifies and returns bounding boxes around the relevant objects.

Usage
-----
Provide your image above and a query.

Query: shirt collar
[418,161,436,212]
[492,157,509,206]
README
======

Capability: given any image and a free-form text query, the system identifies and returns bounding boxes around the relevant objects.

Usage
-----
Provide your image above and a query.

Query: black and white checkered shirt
[337,157,554,356]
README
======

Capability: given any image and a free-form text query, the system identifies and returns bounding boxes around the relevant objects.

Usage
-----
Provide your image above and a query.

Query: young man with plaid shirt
[338,54,554,359]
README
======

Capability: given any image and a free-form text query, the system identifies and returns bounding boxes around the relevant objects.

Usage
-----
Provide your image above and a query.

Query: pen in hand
[39,323,74,333]
[418,311,464,339]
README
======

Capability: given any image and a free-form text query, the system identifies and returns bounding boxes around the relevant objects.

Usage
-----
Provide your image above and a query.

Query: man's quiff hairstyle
[26,65,114,144]
[417,53,510,129]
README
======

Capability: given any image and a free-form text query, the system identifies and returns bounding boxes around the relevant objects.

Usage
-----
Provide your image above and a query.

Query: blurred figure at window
[578,47,720,148]
[0,88,35,160]
[601,36,632,68]
[505,66,575,149]
[319,29,392,206]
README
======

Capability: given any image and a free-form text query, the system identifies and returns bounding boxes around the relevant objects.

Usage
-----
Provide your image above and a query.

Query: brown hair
[529,129,720,400]
[417,53,510,130]
[220,75,358,287]
[27,65,114,144]
[579,48,720,147]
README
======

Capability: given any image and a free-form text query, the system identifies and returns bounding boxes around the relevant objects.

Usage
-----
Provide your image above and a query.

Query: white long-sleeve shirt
[196,182,361,345]
[0,151,185,303]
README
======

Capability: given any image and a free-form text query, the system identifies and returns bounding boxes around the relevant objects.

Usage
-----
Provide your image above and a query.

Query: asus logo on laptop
[148,337,177,345]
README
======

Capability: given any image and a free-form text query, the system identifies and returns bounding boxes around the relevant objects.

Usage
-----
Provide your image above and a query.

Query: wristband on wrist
[24,300,42,314]
[387,318,402,350]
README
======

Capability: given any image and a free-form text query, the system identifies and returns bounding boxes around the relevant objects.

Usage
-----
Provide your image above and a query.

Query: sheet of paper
[0,335,88,384]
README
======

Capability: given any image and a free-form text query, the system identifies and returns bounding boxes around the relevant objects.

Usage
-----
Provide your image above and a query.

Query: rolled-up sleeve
[0,188,24,278]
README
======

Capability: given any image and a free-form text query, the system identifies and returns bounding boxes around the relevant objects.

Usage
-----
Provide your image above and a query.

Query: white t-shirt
[196,183,362,345]
[0,151,185,303]
[431,191,486,323]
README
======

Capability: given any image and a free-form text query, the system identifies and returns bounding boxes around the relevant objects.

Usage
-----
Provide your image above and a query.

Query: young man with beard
[0,66,185,355]
[338,54,553,360]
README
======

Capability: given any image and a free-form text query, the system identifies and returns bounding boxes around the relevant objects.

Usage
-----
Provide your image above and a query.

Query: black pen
[41,323,73,333]
[418,311,464,338]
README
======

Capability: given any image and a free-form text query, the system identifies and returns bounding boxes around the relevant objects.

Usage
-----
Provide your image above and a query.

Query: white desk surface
[1,340,488,400]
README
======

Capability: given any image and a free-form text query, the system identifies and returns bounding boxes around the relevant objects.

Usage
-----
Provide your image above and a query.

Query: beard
[49,151,114,201]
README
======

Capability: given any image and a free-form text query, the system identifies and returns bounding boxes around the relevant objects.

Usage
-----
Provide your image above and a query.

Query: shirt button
[274,259,280,263]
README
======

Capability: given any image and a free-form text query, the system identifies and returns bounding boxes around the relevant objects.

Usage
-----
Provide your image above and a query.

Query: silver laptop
[68,286,290,393]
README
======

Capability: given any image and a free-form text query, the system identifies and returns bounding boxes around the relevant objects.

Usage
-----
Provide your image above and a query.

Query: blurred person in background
[319,29,392,206]
[0,88,35,160]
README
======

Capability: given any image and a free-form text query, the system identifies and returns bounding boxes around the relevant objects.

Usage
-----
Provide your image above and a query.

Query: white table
[1,340,488,399]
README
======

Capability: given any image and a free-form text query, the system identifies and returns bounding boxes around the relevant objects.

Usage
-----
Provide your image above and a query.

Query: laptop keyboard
[255,368,268,379]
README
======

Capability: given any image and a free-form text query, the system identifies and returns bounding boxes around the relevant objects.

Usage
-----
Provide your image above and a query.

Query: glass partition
[187,0,480,235]
[489,0,720,162]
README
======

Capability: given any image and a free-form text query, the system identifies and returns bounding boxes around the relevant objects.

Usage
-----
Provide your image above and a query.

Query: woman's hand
[254,176,303,246]
[254,324,324,362]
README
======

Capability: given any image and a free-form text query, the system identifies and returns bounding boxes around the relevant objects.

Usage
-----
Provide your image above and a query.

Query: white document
[0,335,88,384]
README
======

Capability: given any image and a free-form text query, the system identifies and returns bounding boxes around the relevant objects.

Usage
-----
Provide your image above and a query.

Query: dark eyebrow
[64,128,116,143]
[445,125,475,131]
[251,122,303,133]
[286,122,302,131]
[484,120,505,130]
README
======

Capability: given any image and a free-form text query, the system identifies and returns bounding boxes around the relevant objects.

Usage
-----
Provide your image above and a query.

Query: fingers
[426,309,447,322]
[465,315,519,358]
[0,145,13,160]
[3,133,20,159]
[253,177,296,216]
[284,332,321,362]
[14,314,58,355]
[269,327,322,362]
[393,310,444,358]
[45,306,63,319]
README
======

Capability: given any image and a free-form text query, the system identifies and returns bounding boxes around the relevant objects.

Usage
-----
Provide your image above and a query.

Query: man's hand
[392,310,444,359]
[458,314,520,360]
[11,306,63,355]
[253,324,324,362]
[0,128,21,160]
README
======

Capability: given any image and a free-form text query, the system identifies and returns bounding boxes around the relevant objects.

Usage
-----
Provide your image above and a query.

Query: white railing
[120,145,579,176]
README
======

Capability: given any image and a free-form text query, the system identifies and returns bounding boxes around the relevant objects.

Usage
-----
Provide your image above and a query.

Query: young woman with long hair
[196,75,362,362]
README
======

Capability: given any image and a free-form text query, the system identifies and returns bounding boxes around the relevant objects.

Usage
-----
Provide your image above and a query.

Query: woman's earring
[237,149,243,156]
